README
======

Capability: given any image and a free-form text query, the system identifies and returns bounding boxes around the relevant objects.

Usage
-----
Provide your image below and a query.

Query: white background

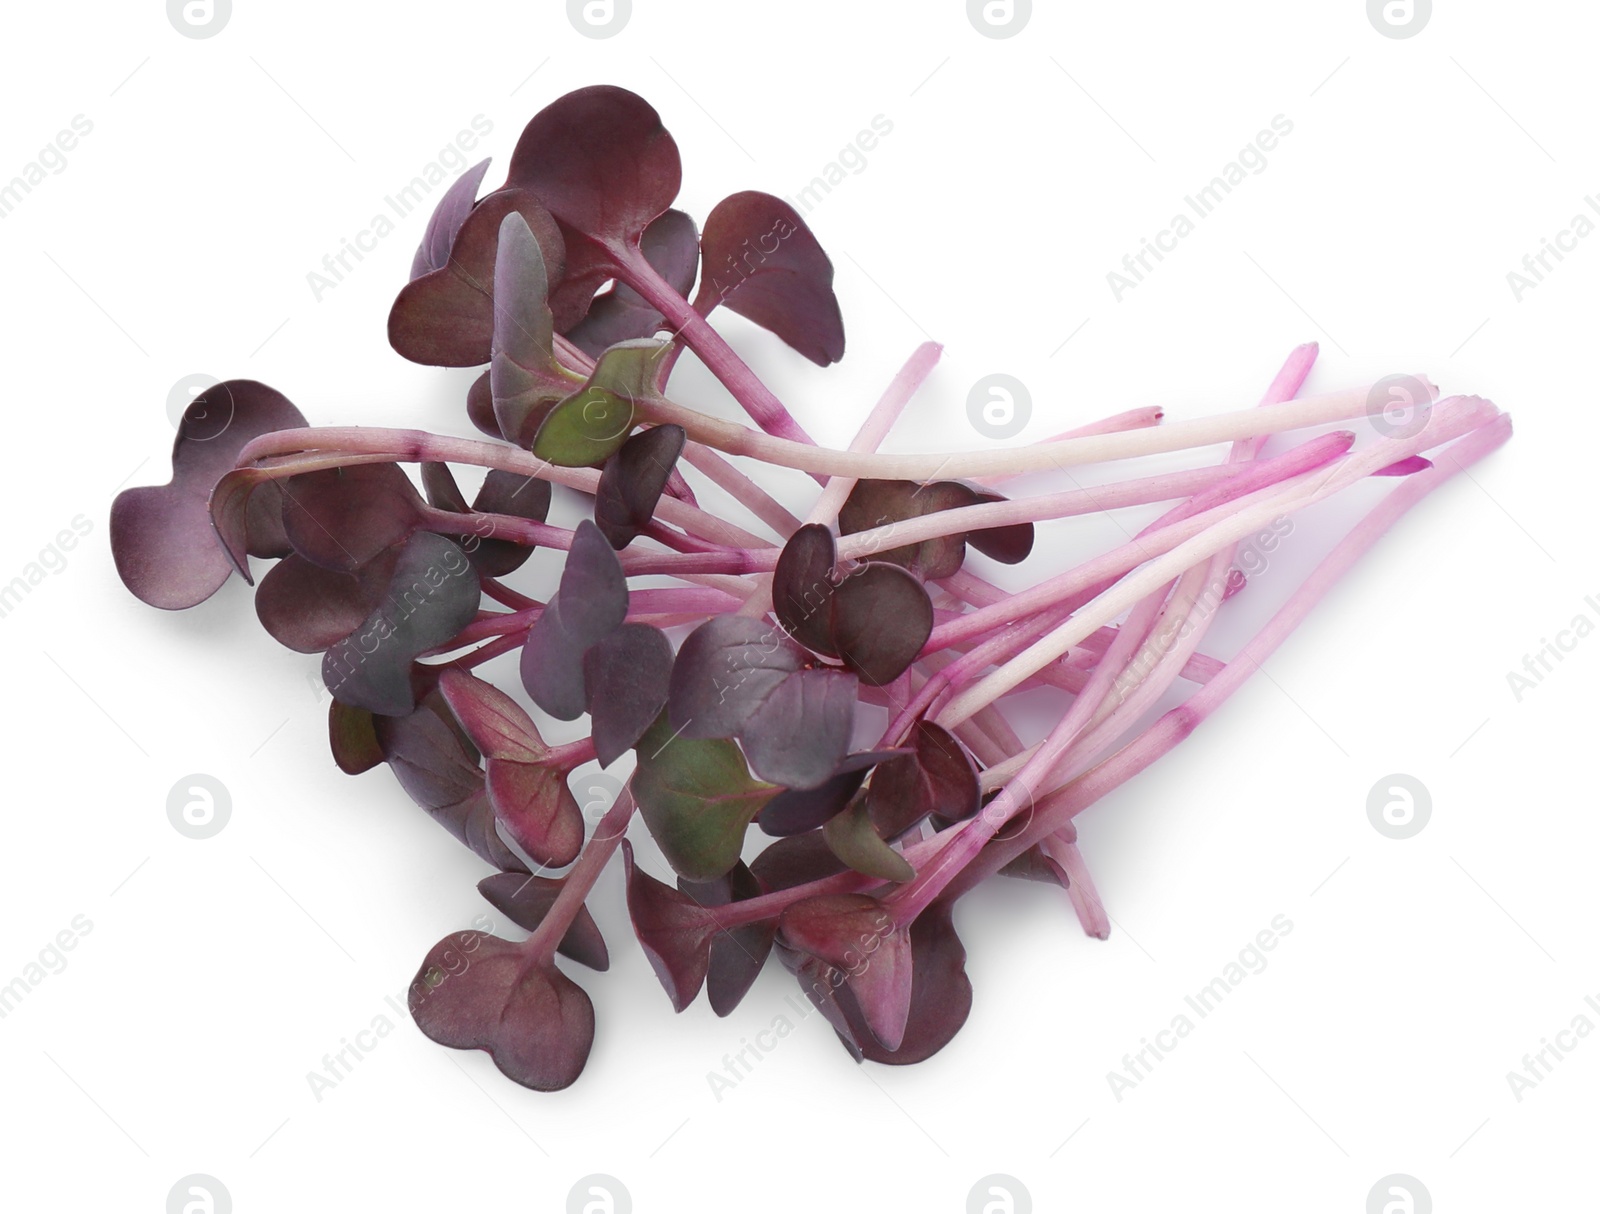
[1,1,1593,1210]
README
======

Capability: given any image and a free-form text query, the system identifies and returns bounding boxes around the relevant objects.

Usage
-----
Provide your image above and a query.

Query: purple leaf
[963,490,1036,564]
[472,471,553,574]
[321,532,481,717]
[623,840,720,1012]
[506,85,682,262]
[694,191,845,366]
[207,466,276,582]
[478,872,609,971]
[758,750,903,837]
[678,863,773,1018]
[774,942,864,1061]
[110,380,306,609]
[410,158,493,280]
[388,188,566,367]
[779,893,913,1051]
[255,548,399,654]
[668,615,808,740]
[866,721,980,837]
[374,693,528,873]
[520,519,629,719]
[772,523,839,656]
[831,900,972,1065]
[409,931,593,1091]
[420,462,472,514]
[595,424,687,550]
[567,209,700,358]
[438,669,585,868]
[998,844,1069,887]
[426,463,552,578]
[741,667,859,790]
[465,372,502,439]
[583,624,674,768]
[281,462,426,571]
[667,580,859,790]
[749,830,848,891]
[484,761,586,869]
[838,480,971,579]
[829,562,932,686]
[437,667,551,763]
[838,479,1035,577]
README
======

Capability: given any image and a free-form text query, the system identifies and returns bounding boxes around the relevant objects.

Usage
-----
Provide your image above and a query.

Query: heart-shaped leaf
[506,85,682,261]
[838,480,966,579]
[477,872,609,971]
[583,624,675,768]
[484,761,586,869]
[829,562,932,687]
[866,722,980,837]
[409,931,594,1091]
[595,424,687,550]
[111,380,307,609]
[667,608,859,787]
[632,715,777,882]
[520,520,629,719]
[963,490,1035,564]
[567,209,699,358]
[374,693,528,873]
[388,188,566,367]
[532,339,670,468]
[424,462,552,578]
[420,461,471,514]
[281,462,426,571]
[677,863,772,1018]
[694,192,845,366]
[623,840,720,1012]
[321,532,481,717]
[774,942,865,1061]
[779,893,913,1051]
[839,479,1034,578]
[255,548,399,654]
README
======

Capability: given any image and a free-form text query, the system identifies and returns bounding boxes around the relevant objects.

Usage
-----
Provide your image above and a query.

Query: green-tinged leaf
[531,387,637,468]
[490,211,585,445]
[822,797,915,882]
[588,337,672,401]
[328,700,382,775]
[634,716,778,882]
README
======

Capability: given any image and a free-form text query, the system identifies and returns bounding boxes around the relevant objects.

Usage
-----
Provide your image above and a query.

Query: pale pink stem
[1042,833,1111,940]
[949,412,1514,893]
[926,431,1356,658]
[680,441,801,539]
[940,395,1498,723]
